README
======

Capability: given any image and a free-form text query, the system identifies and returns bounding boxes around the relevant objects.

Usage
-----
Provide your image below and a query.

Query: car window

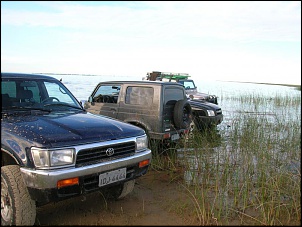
[44,82,76,104]
[1,78,81,109]
[125,86,153,105]
[92,85,121,103]
[2,80,40,104]
[164,88,184,105]
[1,81,17,98]
[182,81,195,89]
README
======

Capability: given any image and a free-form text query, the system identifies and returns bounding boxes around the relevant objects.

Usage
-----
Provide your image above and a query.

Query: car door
[88,83,121,119]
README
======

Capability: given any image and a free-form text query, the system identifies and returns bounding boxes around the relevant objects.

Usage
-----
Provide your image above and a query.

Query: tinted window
[164,88,184,105]
[1,81,16,98]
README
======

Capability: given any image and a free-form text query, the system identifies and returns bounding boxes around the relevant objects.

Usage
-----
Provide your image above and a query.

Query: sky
[1,1,301,85]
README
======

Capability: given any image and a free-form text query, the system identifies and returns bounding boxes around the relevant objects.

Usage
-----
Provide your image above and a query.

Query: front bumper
[148,128,189,142]
[21,148,151,205]
[194,114,223,129]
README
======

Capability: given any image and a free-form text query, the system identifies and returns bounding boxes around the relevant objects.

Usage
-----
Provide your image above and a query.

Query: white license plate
[98,168,126,187]
[171,133,180,141]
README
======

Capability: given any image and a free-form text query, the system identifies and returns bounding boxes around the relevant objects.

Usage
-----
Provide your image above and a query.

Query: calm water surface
[51,74,300,224]
[53,74,300,186]
[54,73,301,135]
[53,74,300,101]
[54,73,300,125]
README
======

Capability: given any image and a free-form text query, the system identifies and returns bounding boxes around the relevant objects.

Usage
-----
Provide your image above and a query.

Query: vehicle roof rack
[147,71,190,81]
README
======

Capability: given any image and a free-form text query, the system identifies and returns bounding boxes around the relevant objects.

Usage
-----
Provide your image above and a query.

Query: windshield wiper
[3,106,52,112]
[43,103,83,110]
[2,106,52,117]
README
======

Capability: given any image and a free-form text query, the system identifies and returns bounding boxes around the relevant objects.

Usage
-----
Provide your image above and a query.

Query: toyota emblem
[106,148,114,156]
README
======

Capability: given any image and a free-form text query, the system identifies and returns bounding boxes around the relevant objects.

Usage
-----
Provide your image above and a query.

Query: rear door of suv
[162,85,188,136]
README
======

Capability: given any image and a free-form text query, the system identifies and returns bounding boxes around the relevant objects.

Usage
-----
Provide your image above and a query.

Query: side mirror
[80,100,90,109]
[80,100,86,107]
[83,96,94,109]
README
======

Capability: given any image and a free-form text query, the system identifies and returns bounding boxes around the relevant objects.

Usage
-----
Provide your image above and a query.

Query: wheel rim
[1,176,13,223]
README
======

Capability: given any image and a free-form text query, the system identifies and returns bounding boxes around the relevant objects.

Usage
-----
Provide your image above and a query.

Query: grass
[150,92,301,225]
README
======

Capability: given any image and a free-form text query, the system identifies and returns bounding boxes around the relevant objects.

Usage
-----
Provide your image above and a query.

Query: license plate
[98,168,126,187]
[171,133,180,141]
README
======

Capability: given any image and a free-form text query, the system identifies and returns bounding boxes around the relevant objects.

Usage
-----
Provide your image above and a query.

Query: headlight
[31,147,75,169]
[207,110,215,116]
[136,135,148,151]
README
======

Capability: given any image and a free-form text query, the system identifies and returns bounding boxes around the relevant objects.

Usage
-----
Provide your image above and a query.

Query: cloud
[2,1,300,42]
[1,1,301,84]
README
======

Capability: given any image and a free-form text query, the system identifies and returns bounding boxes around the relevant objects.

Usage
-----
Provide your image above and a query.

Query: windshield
[178,80,196,89]
[2,77,82,111]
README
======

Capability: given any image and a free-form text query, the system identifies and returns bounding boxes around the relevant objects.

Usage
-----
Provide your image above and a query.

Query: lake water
[51,74,300,187]
[53,73,301,128]
[52,73,300,128]
[52,73,300,102]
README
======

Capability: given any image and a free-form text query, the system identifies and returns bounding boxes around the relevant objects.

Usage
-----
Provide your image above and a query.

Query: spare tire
[173,99,192,129]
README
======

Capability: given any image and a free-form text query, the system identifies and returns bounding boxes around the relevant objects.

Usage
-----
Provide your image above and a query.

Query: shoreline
[219,80,301,90]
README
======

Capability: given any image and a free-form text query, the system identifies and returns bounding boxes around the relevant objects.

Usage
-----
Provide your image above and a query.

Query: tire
[173,99,192,129]
[1,165,36,226]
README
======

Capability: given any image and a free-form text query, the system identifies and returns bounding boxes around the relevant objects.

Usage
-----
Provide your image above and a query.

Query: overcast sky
[1,1,301,85]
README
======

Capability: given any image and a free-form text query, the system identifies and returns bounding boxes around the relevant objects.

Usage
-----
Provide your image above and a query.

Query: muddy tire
[1,165,36,226]
[173,100,192,129]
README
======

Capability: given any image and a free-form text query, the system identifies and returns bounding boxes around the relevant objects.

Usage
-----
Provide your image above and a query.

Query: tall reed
[151,92,301,225]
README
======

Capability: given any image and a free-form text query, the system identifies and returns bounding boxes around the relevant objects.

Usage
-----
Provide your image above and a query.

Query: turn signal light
[139,159,150,168]
[163,133,170,139]
[57,177,79,189]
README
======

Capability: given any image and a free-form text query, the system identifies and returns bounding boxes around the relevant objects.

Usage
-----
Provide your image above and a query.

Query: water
[51,73,300,186]
[52,73,300,103]
[51,74,142,102]
[53,73,300,129]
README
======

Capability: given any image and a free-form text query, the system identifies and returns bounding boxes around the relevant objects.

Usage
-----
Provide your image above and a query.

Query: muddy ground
[35,168,201,226]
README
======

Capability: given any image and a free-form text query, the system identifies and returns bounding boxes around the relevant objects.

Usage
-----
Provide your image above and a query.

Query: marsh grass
[150,92,301,225]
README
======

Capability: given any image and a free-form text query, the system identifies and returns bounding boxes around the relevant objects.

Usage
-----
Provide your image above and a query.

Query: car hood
[188,99,221,111]
[1,111,144,148]
[186,90,214,99]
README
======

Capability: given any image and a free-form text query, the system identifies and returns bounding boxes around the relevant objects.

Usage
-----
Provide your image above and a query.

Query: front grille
[76,141,135,167]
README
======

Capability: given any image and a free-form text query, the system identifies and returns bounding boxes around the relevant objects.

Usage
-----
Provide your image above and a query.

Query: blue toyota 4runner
[1,73,152,225]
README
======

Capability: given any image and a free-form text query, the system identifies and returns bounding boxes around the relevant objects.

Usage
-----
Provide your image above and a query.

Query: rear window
[164,88,184,105]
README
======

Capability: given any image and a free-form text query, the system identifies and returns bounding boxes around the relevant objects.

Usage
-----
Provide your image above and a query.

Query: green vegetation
[150,93,301,225]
